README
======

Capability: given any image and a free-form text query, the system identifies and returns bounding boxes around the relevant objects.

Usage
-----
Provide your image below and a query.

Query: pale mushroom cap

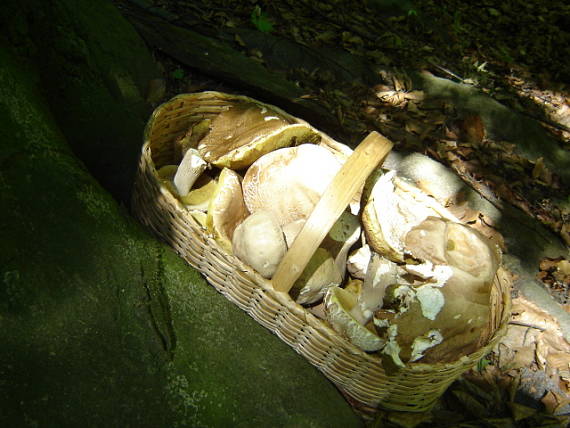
[361,171,460,263]
[206,168,249,254]
[347,244,372,280]
[242,144,342,226]
[404,216,500,284]
[232,210,287,279]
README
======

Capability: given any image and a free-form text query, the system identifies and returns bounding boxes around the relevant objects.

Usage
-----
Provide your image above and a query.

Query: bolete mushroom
[206,168,249,253]
[157,163,216,211]
[242,144,343,226]
[291,247,343,305]
[367,217,501,365]
[197,102,320,169]
[173,148,208,197]
[324,284,385,352]
[361,170,459,263]
[232,210,287,279]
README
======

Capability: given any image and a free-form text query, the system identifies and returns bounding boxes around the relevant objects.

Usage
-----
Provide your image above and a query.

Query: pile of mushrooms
[326,171,501,365]
[157,99,501,366]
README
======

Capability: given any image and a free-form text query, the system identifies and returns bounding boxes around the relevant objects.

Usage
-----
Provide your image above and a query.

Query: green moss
[0,23,362,427]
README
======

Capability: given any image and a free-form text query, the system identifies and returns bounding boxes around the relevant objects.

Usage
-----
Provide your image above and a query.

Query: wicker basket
[131,92,511,413]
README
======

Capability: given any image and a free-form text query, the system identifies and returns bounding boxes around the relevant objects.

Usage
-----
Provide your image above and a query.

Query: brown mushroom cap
[197,102,320,169]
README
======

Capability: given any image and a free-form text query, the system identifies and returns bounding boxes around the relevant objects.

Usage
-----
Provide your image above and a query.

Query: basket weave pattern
[131,92,511,412]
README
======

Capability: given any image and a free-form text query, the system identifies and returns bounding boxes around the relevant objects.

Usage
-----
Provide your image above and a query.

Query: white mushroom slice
[324,286,385,352]
[346,245,371,280]
[173,148,207,196]
[242,144,343,226]
[293,248,342,305]
[232,211,287,279]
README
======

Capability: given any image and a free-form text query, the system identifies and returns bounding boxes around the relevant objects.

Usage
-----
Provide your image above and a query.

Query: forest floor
[116,0,570,426]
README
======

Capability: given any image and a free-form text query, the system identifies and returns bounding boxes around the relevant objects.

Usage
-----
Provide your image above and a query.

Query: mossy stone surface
[0,12,362,428]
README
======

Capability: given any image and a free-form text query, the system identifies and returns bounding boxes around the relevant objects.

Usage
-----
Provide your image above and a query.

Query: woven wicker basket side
[131,92,512,412]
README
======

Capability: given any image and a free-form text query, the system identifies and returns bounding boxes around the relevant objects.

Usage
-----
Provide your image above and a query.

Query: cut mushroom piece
[292,248,343,305]
[324,286,385,352]
[232,211,287,279]
[173,148,208,197]
[179,174,217,211]
[358,253,399,323]
[361,170,459,263]
[197,102,320,169]
[347,244,372,280]
[242,144,343,226]
[206,168,249,254]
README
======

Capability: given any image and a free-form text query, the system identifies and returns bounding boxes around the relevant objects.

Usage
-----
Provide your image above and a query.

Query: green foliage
[171,68,185,80]
[477,356,491,372]
[251,5,274,33]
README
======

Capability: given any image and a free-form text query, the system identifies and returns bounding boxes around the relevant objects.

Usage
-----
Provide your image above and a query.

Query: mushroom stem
[173,148,207,196]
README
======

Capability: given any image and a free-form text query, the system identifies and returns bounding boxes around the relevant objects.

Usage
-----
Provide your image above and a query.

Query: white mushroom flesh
[232,210,287,279]
[173,148,207,196]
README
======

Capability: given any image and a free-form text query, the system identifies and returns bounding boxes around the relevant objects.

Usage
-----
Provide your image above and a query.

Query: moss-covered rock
[2,0,160,203]
[0,8,362,428]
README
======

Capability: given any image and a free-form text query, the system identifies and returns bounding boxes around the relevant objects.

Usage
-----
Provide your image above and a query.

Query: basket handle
[271,131,393,293]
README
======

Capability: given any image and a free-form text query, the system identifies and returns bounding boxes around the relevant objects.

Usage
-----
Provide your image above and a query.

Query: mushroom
[361,170,459,263]
[174,118,212,162]
[206,168,249,254]
[356,253,399,324]
[366,217,501,365]
[321,211,361,280]
[157,163,215,211]
[346,244,372,280]
[197,102,320,169]
[242,144,343,226]
[232,210,287,279]
[283,211,360,281]
[292,247,342,305]
[324,284,385,352]
[179,174,218,211]
[173,148,208,197]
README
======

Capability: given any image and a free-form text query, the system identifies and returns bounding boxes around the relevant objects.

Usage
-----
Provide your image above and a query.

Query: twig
[508,321,546,332]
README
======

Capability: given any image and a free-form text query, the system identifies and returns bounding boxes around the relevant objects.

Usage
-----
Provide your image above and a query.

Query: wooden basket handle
[271,131,393,293]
